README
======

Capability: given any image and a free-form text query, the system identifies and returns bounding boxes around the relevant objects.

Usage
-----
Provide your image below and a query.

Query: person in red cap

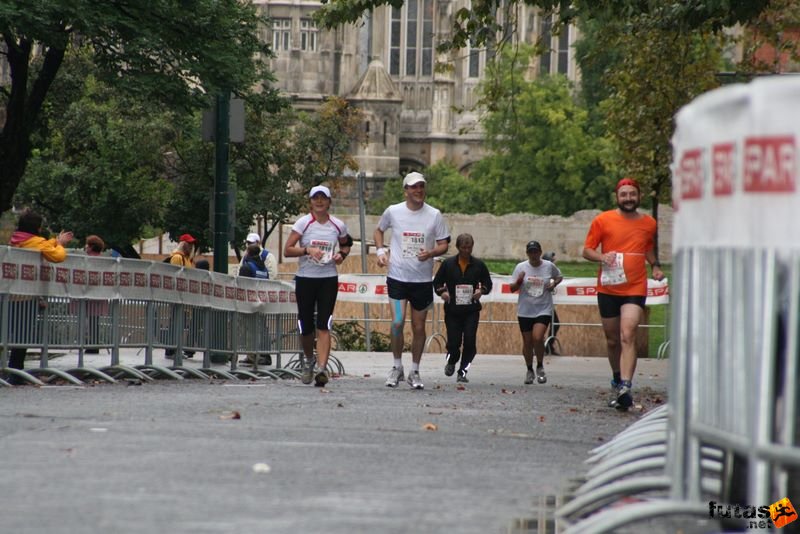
[165,233,197,359]
[582,177,665,411]
[169,234,196,267]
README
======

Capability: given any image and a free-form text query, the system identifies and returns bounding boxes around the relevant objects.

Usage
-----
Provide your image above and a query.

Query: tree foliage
[373,160,489,215]
[163,95,364,254]
[16,62,175,252]
[1,0,269,214]
[315,0,770,50]
[473,63,615,215]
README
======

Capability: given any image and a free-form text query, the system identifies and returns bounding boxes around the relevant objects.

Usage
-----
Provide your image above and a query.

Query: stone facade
[254,0,580,200]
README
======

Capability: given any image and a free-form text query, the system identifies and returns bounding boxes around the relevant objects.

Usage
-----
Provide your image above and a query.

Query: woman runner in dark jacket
[432,233,493,382]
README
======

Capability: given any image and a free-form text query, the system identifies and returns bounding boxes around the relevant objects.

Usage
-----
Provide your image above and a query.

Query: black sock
[527,364,534,371]
[613,372,622,384]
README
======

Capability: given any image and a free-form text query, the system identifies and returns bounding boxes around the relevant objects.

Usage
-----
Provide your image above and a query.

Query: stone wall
[328,204,674,262]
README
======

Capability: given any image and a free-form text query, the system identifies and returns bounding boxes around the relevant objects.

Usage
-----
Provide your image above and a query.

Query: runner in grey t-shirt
[509,240,562,386]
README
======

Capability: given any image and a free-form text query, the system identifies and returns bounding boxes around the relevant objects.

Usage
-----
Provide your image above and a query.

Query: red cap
[615,178,640,192]
[179,233,197,243]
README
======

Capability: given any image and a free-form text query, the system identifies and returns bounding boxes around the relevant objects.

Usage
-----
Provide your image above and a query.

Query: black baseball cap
[526,240,542,252]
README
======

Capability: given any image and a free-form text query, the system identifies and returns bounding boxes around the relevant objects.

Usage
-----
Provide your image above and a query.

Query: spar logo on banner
[567,285,598,297]
[338,282,357,293]
[501,283,514,293]
[713,143,736,196]
[21,264,36,281]
[647,285,669,298]
[744,136,796,193]
[375,284,388,295]
[679,148,704,204]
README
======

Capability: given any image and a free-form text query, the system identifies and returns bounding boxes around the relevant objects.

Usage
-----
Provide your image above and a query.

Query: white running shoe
[385,366,404,387]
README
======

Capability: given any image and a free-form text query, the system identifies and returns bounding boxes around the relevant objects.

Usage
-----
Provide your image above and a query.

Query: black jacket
[432,254,493,314]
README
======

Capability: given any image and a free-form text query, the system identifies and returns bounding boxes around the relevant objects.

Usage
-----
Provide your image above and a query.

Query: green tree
[16,71,175,251]
[597,16,723,255]
[373,160,489,215]
[1,0,268,214]
[473,51,615,215]
[164,95,364,256]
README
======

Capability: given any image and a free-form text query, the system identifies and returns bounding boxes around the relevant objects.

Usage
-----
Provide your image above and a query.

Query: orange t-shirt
[583,210,657,296]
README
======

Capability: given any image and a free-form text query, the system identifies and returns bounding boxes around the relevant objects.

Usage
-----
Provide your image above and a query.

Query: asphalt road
[0,351,670,534]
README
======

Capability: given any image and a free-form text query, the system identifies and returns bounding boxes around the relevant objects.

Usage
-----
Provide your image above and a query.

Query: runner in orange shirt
[582,178,665,410]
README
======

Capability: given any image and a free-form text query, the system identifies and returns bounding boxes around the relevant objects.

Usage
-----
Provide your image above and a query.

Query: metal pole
[213,92,231,274]
[357,172,371,351]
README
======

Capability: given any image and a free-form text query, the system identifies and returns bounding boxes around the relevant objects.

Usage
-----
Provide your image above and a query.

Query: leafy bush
[333,320,396,352]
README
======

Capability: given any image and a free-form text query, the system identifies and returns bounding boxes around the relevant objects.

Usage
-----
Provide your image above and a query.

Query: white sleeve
[266,253,278,280]
[434,211,450,242]
[377,207,392,232]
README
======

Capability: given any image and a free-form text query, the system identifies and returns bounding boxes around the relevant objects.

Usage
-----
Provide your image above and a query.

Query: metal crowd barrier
[0,246,309,386]
[557,248,800,532]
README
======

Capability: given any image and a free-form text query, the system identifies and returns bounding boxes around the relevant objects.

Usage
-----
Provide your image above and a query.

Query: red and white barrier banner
[0,247,296,314]
[672,76,800,250]
[335,273,669,305]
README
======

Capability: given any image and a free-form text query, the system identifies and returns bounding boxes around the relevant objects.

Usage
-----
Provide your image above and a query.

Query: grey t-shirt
[511,260,562,318]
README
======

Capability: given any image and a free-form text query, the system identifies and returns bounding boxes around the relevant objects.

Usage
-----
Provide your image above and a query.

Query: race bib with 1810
[401,231,425,258]
[309,239,334,264]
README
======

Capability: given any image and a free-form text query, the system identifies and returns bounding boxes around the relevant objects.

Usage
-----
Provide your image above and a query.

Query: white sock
[394,358,403,369]
[411,362,420,372]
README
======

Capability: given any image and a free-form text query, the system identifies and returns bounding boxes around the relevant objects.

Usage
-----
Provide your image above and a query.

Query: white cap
[245,232,261,244]
[402,171,426,187]
[309,185,332,198]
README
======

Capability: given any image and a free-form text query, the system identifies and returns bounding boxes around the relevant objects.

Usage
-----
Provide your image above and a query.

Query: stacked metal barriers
[557,248,798,531]
[558,76,800,532]
[0,246,306,386]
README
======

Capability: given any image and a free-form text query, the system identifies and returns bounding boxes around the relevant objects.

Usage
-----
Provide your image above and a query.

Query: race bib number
[309,239,334,264]
[526,276,545,297]
[455,284,473,305]
[401,231,425,259]
[600,253,627,286]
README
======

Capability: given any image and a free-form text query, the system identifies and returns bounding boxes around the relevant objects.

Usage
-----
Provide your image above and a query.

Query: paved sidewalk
[0,350,669,533]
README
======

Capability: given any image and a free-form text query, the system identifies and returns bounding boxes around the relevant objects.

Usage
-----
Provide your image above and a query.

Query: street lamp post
[357,171,372,351]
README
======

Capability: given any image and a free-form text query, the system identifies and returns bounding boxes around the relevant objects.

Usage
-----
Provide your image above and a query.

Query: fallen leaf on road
[423,423,438,431]
[501,388,516,394]
[337,403,344,408]
[428,411,443,415]
[363,374,371,377]
[568,408,579,412]
[456,384,466,391]
[220,411,241,420]
[539,416,545,422]
[319,388,330,393]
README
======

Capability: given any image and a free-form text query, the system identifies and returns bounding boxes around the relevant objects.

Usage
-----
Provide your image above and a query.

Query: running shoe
[536,366,547,384]
[456,370,469,383]
[314,368,329,387]
[407,370,424,390]
[301,359,316,385]
[444,354,457,376]
[524,369,535,385]
[614,384,634,411]
[385,366,404,387]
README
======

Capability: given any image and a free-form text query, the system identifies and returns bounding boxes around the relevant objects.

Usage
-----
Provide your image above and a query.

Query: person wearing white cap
[373,171,450,390]
[239,232,277,281]
[284,184,352,387]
